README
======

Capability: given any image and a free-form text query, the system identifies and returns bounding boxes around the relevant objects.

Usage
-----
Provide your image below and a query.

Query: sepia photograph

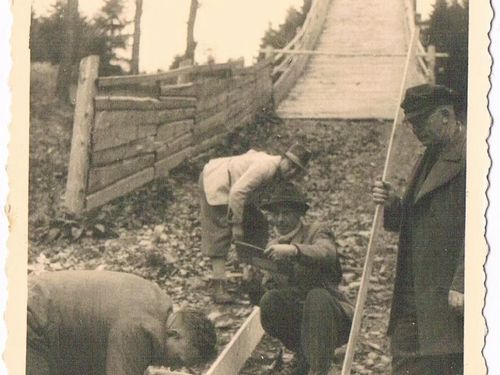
[2,0,494,374]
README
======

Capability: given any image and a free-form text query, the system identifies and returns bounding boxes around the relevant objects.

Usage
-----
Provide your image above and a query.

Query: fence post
[177,59,193,84]
[64,55,100,214]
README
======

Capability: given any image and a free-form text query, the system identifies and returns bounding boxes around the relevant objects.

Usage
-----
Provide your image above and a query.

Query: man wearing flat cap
[258,184,353,375]
[199,143,312,303]
[372,84,465,374]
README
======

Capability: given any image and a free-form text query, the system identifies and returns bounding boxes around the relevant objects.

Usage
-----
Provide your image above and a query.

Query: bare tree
[56,0,79,102]
[184,0,199,62]
[131,0,143,74]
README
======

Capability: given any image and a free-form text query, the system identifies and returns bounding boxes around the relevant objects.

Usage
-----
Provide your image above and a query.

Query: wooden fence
[65,57,273,214]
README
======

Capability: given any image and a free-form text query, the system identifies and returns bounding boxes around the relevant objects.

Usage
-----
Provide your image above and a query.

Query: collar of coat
[412,126,466,203]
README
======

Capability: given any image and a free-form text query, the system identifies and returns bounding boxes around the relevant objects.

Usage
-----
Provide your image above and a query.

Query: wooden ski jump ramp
[276,0,410,119]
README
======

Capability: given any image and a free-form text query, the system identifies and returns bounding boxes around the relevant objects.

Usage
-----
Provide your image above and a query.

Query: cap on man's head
[401,84,459,120]
[284,143,312,171]
[260,183,309,213]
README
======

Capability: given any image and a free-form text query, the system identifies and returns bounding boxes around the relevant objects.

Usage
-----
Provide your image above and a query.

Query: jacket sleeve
[105,321,154,375]
[383,196,403,232]
[228,158,279,224]
[294,224,338,267]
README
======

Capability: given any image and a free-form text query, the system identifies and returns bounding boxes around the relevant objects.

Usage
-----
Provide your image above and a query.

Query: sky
[31,0,436,73]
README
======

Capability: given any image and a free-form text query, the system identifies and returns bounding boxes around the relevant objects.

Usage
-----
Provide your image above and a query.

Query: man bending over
[27,270,217,375]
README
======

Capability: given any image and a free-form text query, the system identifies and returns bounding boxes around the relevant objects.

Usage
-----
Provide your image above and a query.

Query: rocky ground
[28,63,422,374]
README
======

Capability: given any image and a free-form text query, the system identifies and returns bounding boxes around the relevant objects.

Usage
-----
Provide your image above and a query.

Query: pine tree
[428,0,468,116]
[55,0,79,102]
[93,0,130,75]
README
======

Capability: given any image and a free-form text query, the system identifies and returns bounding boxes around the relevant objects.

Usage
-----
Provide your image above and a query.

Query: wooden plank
[154,147,193,178]
[157,119,194,142]
[97,66,194,87]
[160,82,198,97]
[93,122,157,152]
[193,133,225,154]
[94,108,195,130]
[97,62,237,88]
[88,154,155,193]
[95,96,196,111]
[196,92,227,112]
[98,83,160,98]
[205,307,265,375]
[156,132,193,160]
[195,110,227,134]
[85,167,154,211]
[65,55,100,214]
[91,135,157,166]
[196,80,227,97]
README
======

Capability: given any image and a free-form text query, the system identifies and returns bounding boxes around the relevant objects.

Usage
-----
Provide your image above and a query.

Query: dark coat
[27,271,172,375]
[384,129,466,355]
[271,222,354,318]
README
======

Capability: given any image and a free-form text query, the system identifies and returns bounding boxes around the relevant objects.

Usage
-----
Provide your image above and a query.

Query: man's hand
[232,224,244,241]
[264,244,298,260]
[448,290,464,314]
[371,177,396,206]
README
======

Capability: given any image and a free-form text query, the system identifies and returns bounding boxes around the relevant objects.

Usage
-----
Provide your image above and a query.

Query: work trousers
[199,173,268,258]
[259,287,351,373]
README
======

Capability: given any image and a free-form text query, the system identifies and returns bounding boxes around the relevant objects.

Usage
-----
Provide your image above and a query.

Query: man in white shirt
[199,143,311,303]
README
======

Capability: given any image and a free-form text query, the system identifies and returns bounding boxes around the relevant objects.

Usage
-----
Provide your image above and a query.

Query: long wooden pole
[339,27,420,375]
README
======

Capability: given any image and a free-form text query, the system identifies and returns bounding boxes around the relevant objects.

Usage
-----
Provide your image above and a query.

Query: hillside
[28,63,421,374]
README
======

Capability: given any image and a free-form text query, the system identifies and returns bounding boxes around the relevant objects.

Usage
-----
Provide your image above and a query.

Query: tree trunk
[56,0,79,102]
[184,0,198,61]
[131,0,143,74]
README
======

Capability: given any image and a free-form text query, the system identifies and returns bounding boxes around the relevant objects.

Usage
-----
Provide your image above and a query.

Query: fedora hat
[260,183,309,213]
[284,143,312,171]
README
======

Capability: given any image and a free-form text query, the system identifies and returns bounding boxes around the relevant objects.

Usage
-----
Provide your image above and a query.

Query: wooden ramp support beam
[205,307,265,375]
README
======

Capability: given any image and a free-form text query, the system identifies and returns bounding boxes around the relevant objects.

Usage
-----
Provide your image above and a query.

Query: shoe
[278,354,309,375]
[212,279,234,304]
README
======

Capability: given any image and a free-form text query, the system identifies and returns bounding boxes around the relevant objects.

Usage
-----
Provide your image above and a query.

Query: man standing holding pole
[372,84,465,374]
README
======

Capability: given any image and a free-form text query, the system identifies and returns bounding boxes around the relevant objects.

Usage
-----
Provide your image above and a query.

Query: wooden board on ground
[205,307,265,375]
[85,167,155,211]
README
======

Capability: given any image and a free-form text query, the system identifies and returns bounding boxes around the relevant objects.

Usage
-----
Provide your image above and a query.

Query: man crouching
[26,270,217,375]
[258,185,353,375]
